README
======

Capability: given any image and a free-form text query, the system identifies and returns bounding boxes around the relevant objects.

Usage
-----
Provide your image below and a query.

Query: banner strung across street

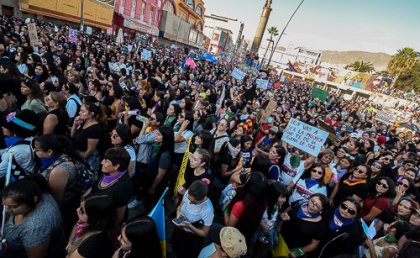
[282,118,329,157]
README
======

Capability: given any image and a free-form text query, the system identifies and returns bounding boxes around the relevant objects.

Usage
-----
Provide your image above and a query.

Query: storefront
[113,13,159,41]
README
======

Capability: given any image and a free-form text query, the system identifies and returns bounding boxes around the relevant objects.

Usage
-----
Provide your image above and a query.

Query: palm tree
[387,47,419,88]
[261,26,279,67]
[345,61,375,73]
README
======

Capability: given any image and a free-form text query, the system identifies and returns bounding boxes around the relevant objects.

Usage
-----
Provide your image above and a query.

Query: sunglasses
[376,181,389,189]
[311,169,323,175]
[340,203,356,215]
[178,115,185,118]
[149,117,156,121]
[398,182,409,188]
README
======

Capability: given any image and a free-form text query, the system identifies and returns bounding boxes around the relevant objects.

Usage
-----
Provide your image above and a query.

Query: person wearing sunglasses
[330,164,371,206]
[281,193,329,258]
[316,197,364,257]
[392,177,416,205]
[288,163,328,209]
[361,177,396,224]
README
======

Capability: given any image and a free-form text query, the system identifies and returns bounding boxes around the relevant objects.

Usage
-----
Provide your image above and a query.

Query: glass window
[196,5,202,16]
[187,0,194,9]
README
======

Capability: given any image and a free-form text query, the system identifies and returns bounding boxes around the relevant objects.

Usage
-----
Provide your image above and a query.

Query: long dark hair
[125,216,162,258]
[229,171,268,241]
[1,175,50,209]
[33,134,85,164]
[83,194,114,234]
[368,176,396,198]
[267,182,288,220]
[300,163,326,187]
[158,125,174,155]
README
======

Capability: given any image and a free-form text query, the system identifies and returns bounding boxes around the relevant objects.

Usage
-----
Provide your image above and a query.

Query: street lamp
[267,0,305,67]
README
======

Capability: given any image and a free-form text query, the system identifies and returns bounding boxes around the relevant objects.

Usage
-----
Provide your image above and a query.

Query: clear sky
[203,0,420,55]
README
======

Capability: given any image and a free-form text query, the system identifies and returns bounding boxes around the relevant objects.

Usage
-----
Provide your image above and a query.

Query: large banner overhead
[20,0,113,29]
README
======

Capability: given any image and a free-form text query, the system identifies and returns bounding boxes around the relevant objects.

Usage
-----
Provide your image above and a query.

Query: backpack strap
[43,156,72,180]
[9,140,37,181]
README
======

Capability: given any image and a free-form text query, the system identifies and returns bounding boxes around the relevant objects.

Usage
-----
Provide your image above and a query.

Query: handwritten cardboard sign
[282,118,329,157]
[256,78,269,90]
[258,100,276,123]
[231,68,245,81]
[375,110,396,125]
[28,23,40,46]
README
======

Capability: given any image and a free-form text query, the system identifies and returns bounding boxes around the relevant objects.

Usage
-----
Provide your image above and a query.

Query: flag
[179,57,186,72]
[185,58,197,69]
[148,188,169,258]
[174,137,192,196]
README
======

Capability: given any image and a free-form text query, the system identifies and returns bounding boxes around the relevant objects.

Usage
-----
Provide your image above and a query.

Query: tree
[261,27,279,67]
[345,61,375,73]
[392,61,420,92]
[387,47,419,88]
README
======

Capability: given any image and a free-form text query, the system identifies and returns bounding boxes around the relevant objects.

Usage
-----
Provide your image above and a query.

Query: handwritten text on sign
[282,118,329,157]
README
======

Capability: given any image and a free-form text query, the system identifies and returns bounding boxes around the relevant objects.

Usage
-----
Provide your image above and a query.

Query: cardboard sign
[141,49,152,61]
[317,120,338,142]
[376,110,396,125]
[28,23,40,46]
[68,28,78,43]
[311,88,328,102]
[259,100,276,123]
[231,68,245,81]
[256,78,269,90]
[282,118,329,157]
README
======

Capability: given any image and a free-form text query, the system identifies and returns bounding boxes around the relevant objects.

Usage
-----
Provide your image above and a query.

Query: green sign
[311,88,328,102]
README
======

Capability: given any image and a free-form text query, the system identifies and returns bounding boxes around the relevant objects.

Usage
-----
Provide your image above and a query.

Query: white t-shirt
[180,190,214,233]
[288,177,327,204]
[279,153,305,185]
[174,130,193,154]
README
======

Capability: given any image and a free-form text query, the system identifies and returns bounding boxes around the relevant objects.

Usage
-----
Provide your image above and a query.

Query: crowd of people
[1,15,420,258]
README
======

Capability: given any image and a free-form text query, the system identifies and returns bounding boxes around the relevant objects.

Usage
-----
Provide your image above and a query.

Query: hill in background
[320,50,392,71]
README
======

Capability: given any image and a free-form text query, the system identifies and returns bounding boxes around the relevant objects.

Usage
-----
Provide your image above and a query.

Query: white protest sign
[68,28,78,43]
[85,26,93,35]
[256,78,269,90]
[28,23,40,46]
[141,49,152,61]
[231,68,245,81]
[376,110,396,125]
[282,118,329,157]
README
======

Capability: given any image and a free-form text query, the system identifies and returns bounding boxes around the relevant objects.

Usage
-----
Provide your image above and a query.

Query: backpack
[43,155,97,194]
[8,140,40,182]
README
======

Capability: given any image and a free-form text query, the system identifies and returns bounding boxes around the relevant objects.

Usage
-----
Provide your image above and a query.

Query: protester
[0,14,419,258]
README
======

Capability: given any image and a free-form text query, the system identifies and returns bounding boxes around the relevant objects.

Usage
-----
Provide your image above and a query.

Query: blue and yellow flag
[148,188,168,258]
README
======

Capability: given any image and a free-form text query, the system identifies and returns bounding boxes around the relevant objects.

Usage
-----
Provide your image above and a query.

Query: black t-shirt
[78,231,113,258]
[281,208,325,250]
[91,172,133,208]
[333,173,368,206]
[47,108,69,135]
[74,124,103,152]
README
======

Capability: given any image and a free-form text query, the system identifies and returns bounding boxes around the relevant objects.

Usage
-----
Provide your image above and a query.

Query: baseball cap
[270,126,279,134]
[208,223,247,258]
[350,133,358,139]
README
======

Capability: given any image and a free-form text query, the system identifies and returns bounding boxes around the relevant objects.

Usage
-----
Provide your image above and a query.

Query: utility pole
[267,0,305,67]
[250,0,272,54]
[80,0,84,31]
